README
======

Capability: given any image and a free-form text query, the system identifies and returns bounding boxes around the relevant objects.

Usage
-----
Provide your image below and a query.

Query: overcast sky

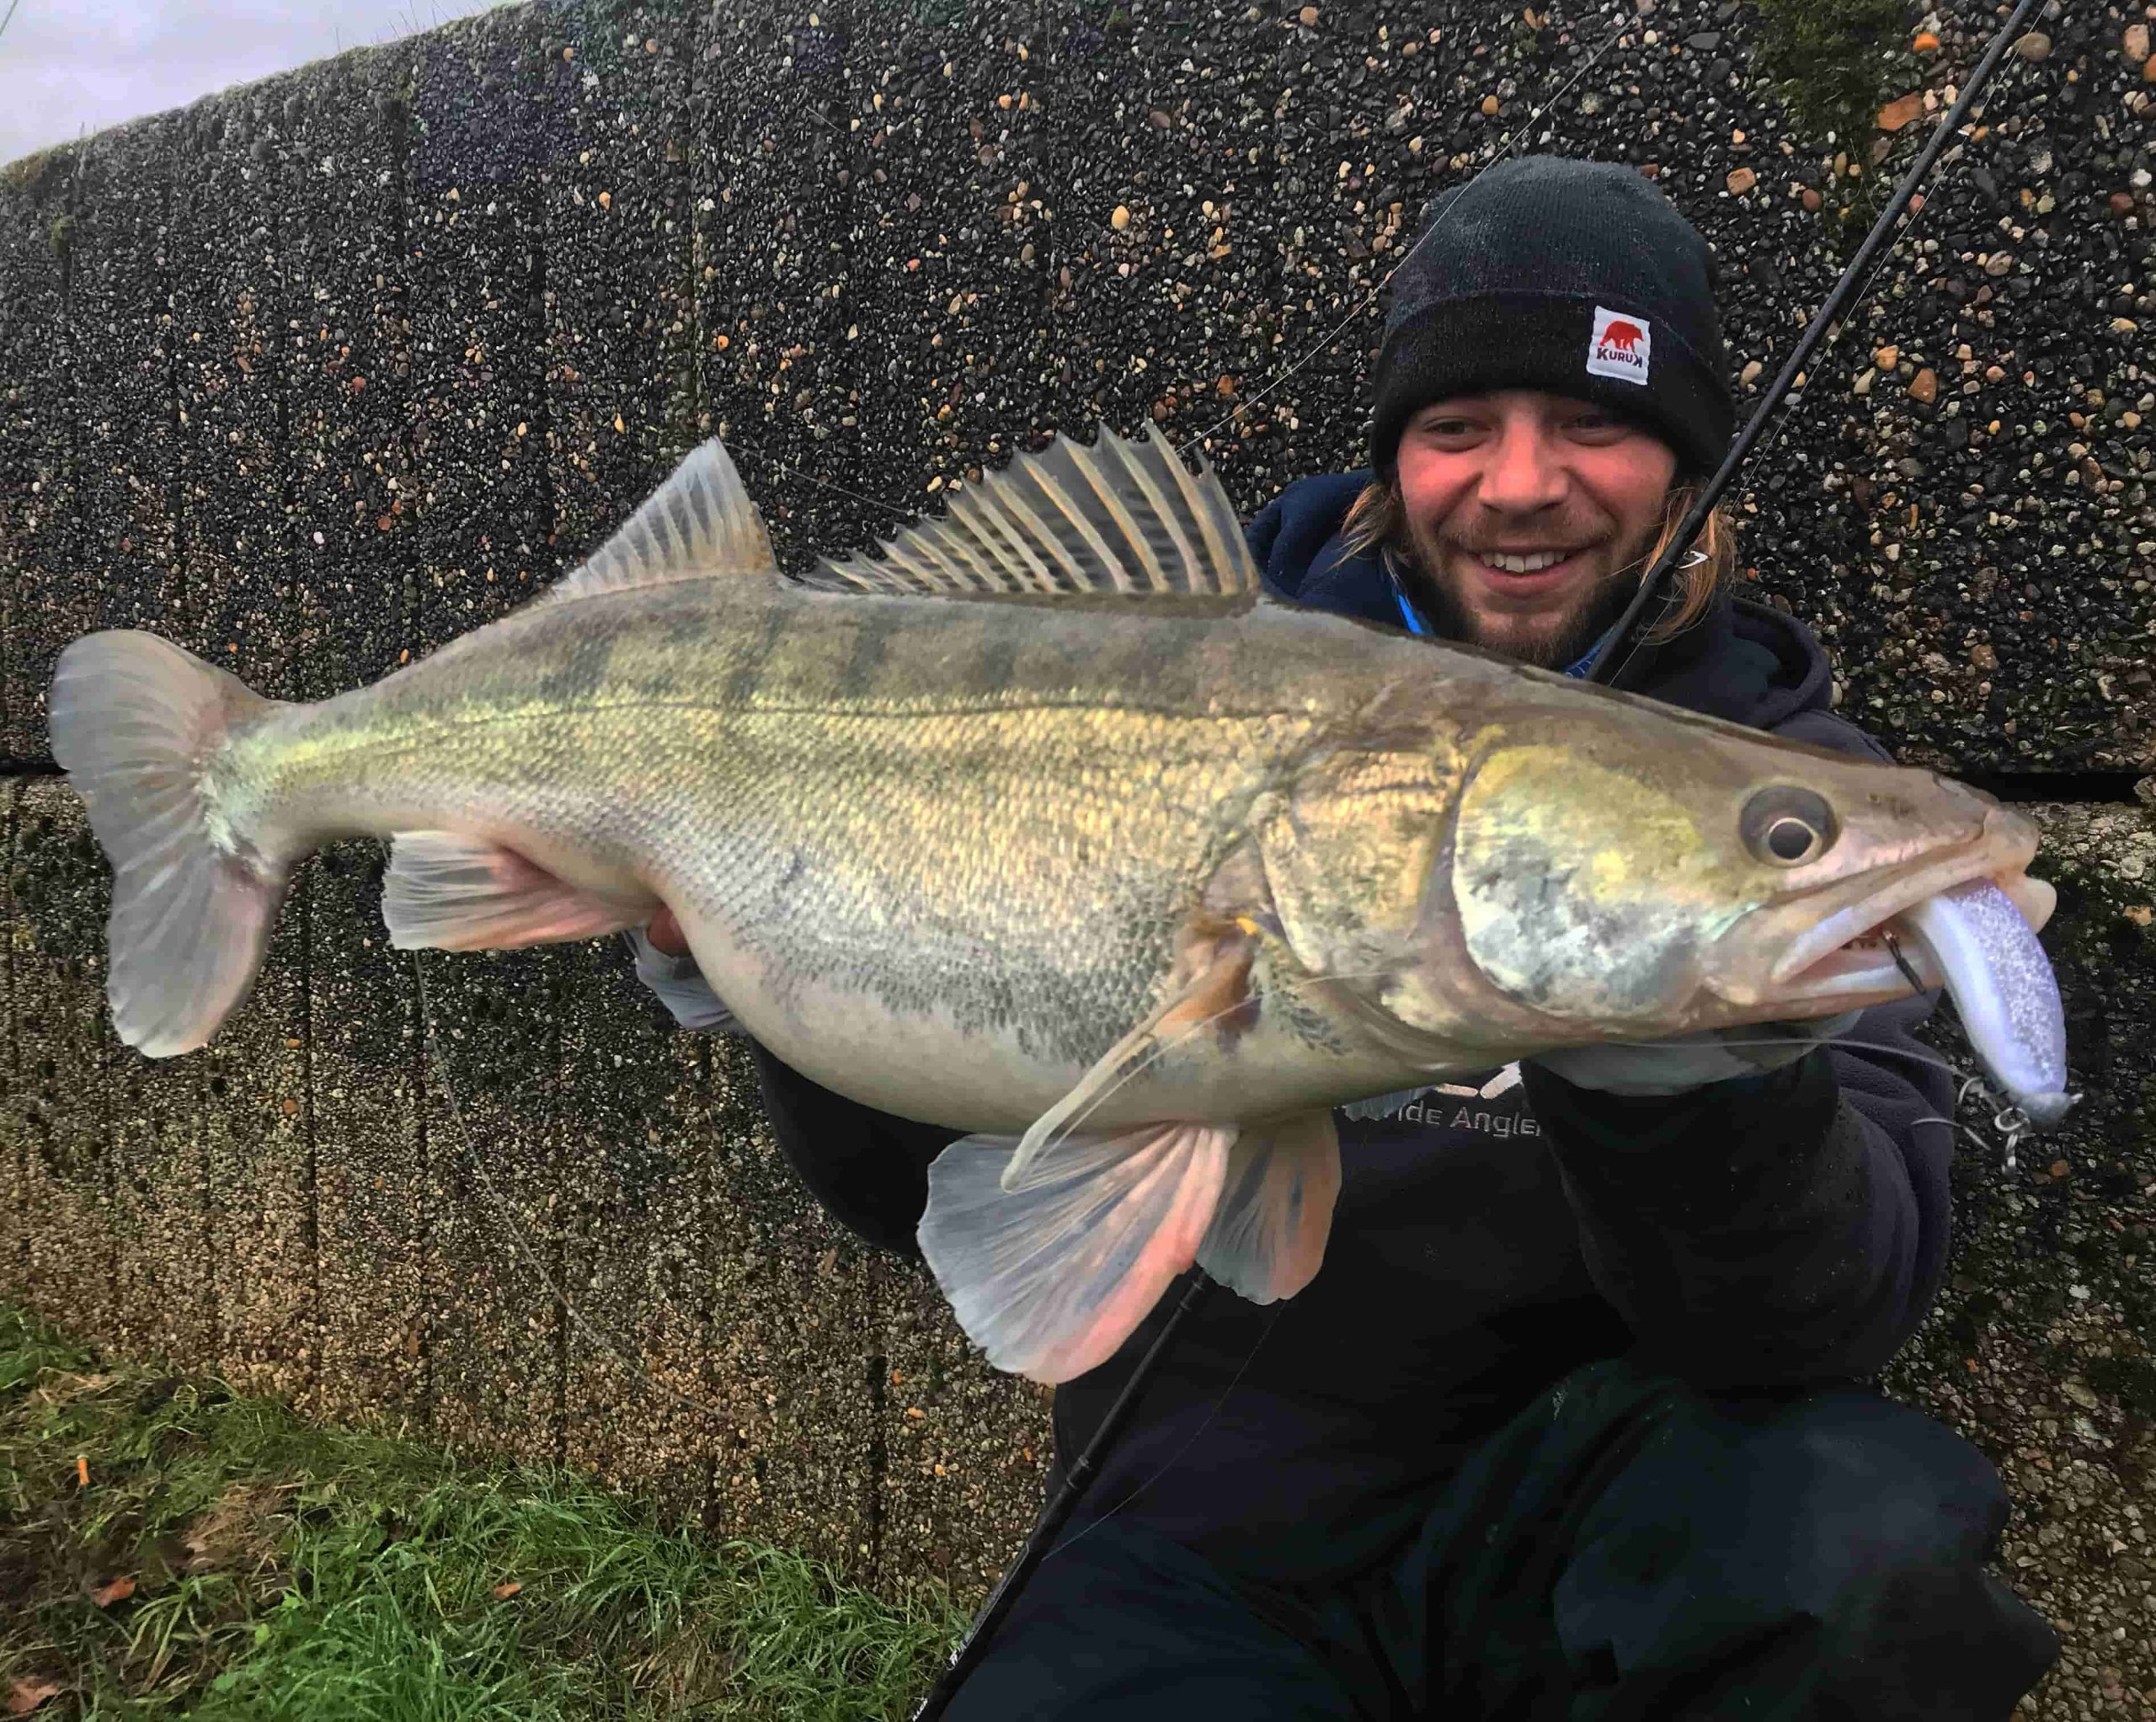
[4,0,510,166]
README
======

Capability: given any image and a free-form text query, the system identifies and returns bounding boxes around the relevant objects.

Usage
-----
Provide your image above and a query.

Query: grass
[0,1306,965,1719]
[1750,0,1919,240]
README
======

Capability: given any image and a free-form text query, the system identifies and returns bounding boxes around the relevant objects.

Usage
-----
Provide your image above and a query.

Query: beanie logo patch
[1588,307,1652,386]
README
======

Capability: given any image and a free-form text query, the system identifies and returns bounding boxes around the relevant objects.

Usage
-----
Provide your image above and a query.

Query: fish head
[1250,679,2049,1058]
[1434,695,2047,1042]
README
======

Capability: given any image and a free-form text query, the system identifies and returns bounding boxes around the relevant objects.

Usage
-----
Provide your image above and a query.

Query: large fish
[49,430,2068,1381]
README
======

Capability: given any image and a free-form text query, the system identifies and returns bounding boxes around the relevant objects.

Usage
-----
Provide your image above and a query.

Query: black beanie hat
[1369,156,1735,478]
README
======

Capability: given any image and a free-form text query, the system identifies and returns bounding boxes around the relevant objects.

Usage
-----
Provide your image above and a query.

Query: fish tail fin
[49,631,292,1058]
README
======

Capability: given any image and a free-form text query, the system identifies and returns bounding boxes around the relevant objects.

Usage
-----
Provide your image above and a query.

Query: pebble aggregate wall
[2,0,2153,1709]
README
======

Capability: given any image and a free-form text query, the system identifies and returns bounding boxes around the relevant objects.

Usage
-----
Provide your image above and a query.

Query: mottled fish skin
[209,573,1481,1127]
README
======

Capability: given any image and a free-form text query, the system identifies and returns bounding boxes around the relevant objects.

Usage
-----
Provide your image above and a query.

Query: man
[636,157,2058,1716]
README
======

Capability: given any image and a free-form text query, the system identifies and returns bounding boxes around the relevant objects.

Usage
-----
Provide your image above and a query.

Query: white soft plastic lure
[1899,877,2075,1128]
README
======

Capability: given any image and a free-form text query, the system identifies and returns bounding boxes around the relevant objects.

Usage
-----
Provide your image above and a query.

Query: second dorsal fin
[803,426,1261,603]
[544,438,776,605]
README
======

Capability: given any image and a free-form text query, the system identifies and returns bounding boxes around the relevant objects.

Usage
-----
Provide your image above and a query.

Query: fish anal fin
[1002,919,1260,1192]
[383,832,649,951]
[803,425,1260,604]
[1197,1109,1341,1303]
[544,438,776,605]
[920,1123,1233,1384]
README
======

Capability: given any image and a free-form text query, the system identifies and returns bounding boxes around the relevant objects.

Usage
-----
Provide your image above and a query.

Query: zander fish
[49,430,2068,1381]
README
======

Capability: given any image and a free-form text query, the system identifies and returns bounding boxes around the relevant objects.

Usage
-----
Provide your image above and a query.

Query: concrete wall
[2,0,2153,1703]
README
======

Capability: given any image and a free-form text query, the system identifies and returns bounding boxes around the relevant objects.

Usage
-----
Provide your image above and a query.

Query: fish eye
[1741,786,1837,867]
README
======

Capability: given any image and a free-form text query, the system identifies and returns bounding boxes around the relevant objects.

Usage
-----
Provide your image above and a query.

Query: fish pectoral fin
[382,832,650,952]
[803,425,1259,603]
[542,438,776,605]
[919,1122,1234,1383]
[1339,1085,1437,1122]
[1196,1109,1341,1303]
[1001,923,1260,1194]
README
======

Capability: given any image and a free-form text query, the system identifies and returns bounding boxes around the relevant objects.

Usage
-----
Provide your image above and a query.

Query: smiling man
[636,157,2058,1718]
[1254,156,1741,683]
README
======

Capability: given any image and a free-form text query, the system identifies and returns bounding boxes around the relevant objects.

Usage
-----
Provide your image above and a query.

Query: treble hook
[1992,1104,2031,1172]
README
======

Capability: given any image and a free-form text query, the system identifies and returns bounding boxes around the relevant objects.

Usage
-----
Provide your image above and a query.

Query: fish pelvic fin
[383,832,653,952]
[1196,1109,1340,1303]
[48,631,291,1058]
[803,425,1261,603]
[542,437,776,605]
[920,1122,1233,1383]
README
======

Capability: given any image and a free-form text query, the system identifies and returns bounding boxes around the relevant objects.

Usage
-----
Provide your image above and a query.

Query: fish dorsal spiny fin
[803,426,1261,604]
[544,438,776,604]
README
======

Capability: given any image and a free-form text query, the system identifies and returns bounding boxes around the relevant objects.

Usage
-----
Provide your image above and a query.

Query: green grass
[1751,0,1919,240]
[0,1307,965,1719]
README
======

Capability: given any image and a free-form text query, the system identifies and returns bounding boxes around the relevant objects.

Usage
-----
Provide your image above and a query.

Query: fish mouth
[1715,808,2045,1015]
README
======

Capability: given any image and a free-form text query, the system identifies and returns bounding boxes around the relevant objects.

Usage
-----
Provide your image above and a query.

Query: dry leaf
[1876,93,1924,132]
[492,1581,523,1601]
[90,1575,136,1607]
[7,1679,61,1717]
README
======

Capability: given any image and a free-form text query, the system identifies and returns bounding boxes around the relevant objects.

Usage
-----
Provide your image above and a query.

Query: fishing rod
[915,2,2053,1711]
[1587,0,2047,689]
[911,1272,1216,1721]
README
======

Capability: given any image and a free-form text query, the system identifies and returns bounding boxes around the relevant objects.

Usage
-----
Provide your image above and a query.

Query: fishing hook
[1881,927,1930,999]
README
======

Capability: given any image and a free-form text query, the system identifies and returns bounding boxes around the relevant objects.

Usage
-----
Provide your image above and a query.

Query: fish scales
[47,428,2070,1381]
[221,573,1449,1127]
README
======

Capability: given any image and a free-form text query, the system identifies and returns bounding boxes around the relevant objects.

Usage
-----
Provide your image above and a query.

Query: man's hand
[627,909,739,1032]
[646,905,689,957]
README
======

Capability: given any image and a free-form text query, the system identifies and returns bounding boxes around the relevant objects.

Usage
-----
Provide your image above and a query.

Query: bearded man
[636,156,2058,1719]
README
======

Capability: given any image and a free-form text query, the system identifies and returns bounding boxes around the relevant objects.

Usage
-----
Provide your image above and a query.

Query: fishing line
[1598,1030,2041,1166]
[1174,8,1626,460]
[1587,0,2049,690]
[1881,927,1929,998]
[733,0,1628,532]
[413,949,729,1430]
[724,445,918,522]
[1039,1298,1288,1558]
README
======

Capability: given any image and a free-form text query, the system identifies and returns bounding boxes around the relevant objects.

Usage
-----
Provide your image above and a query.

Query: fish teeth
[1485,549,1566,573]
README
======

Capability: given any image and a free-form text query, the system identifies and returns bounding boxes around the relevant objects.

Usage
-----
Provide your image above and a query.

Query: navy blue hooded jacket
[641,472,1958,1587]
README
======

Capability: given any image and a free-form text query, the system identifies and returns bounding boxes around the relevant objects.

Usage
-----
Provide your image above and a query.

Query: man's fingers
[648,905,689,957]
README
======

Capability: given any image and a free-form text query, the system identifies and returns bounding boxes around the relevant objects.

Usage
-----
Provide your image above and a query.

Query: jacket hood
[1245,470,1833,731]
